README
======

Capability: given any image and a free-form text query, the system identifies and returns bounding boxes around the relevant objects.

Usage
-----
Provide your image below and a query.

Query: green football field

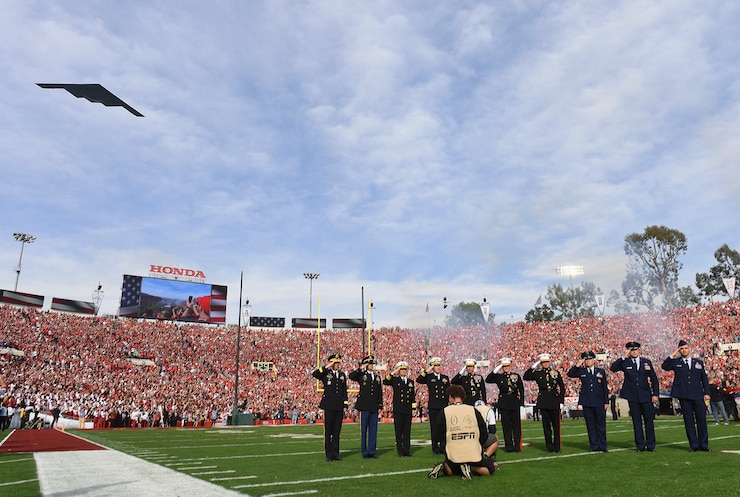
[2,417,739,496]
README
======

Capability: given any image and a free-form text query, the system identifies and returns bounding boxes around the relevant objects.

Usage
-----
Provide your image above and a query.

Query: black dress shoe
[636,448,645,452]
[326,457,333,462]
[368,454,378,458]
[688,448,698,452]
[334,456,342,461]
[700,448,711,452]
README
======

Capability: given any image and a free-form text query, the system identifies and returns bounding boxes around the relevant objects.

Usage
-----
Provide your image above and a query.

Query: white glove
[531,361,540,370]
[559,403,564,410]
[493,365,502,373]
[459,366,467,376]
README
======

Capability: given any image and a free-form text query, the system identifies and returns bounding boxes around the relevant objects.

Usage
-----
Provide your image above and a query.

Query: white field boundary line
[231,434,740,490]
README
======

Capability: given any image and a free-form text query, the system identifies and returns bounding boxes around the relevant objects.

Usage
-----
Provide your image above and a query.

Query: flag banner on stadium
[119,275,143,317]
[210,285,227,324]
[0,289,45,308]
[50,297,96,315]
[249,316,286,328]
[332,318,366,329]
[292,318,326,328]
[723,277,736,298]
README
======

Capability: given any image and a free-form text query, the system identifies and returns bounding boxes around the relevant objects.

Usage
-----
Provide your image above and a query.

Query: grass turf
[1,417,739,496]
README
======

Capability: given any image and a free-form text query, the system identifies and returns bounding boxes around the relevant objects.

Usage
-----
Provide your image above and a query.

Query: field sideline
[1,417,739,497]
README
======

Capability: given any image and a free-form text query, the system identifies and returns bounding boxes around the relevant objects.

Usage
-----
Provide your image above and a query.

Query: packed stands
[1,300,738,427]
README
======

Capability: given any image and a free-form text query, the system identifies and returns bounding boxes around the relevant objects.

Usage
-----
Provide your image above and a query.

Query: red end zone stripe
[0,429,106,453]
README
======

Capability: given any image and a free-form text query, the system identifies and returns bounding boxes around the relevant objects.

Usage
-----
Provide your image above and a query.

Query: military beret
[625,341,641,350]
[581,351,596,360]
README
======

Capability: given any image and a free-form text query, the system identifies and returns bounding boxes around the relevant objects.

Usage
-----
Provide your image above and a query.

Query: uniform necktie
[589,368,594,375]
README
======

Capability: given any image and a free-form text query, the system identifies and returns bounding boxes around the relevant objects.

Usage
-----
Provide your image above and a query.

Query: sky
[1,0,739,328]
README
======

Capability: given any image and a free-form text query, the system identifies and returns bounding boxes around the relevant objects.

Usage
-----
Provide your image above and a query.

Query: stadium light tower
[304,273,319,318]
[13,232,36,291]
[557,265,584,318]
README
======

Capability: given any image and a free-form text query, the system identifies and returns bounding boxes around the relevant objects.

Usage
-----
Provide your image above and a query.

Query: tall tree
[695,244,740,301]
[622,225,694,310]
[525,282,600,321]
[444,301,492,327]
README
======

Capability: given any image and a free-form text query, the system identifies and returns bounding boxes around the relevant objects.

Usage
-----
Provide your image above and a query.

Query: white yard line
[34,450,250,497]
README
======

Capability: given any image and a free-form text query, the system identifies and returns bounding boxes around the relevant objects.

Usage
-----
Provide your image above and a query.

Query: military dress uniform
[384,361,417,456]
[416,357,450,454]
[348,355,383,458]
[566,351,609,452]
[485,358,525,452]
[609,341,660,451]
[661,340,711,451]
[523,354,565,452]
[451,359,487,406]
[312,354,349,461]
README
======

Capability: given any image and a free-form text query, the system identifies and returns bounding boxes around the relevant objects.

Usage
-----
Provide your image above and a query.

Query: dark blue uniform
[661,355,710,451]
[416,369,449,454]
[567,365,609,451]
[451,371,487,406]
[485,369,524,452]
[349,366,383,458]
[610,356,659,451]
[313,363,348,461]
[523,366,565,452]
[384,373,416,456]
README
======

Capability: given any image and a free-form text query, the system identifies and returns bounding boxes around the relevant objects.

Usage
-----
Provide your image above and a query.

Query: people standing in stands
[349,355,383,459]
[451,358,487,406]
[662,339,711,452]
[567,351,609,452]
[312,353,348,461]
[486,357,525,452]
[416,356,450,454]
[610,341,660,452]
[384,361,416,457]
[524,353,565,452]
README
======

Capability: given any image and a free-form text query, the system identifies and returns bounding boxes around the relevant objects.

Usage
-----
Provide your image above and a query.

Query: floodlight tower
[304,273,319,318]
[556,265,584,318]
[13,232,36,291]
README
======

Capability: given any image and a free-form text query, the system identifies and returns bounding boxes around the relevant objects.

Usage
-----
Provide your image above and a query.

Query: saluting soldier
[349,354,383,459]
[610,341,660,452]
[312,353,349,461]
[486,357,525,452]
[451,358,487,406]
[524,353,565,452]
[567,351,609,452]
[416,356,450,454]
[384,361,417,457]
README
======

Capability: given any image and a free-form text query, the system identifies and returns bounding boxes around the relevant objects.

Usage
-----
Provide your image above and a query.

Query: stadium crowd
[1,300,738,428]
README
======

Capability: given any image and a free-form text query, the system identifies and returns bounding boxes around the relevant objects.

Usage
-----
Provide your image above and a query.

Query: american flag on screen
[210,285,227,323]
[119,275,142,317]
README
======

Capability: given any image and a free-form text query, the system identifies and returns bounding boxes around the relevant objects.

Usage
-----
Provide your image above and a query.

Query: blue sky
[1,0,739,327]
